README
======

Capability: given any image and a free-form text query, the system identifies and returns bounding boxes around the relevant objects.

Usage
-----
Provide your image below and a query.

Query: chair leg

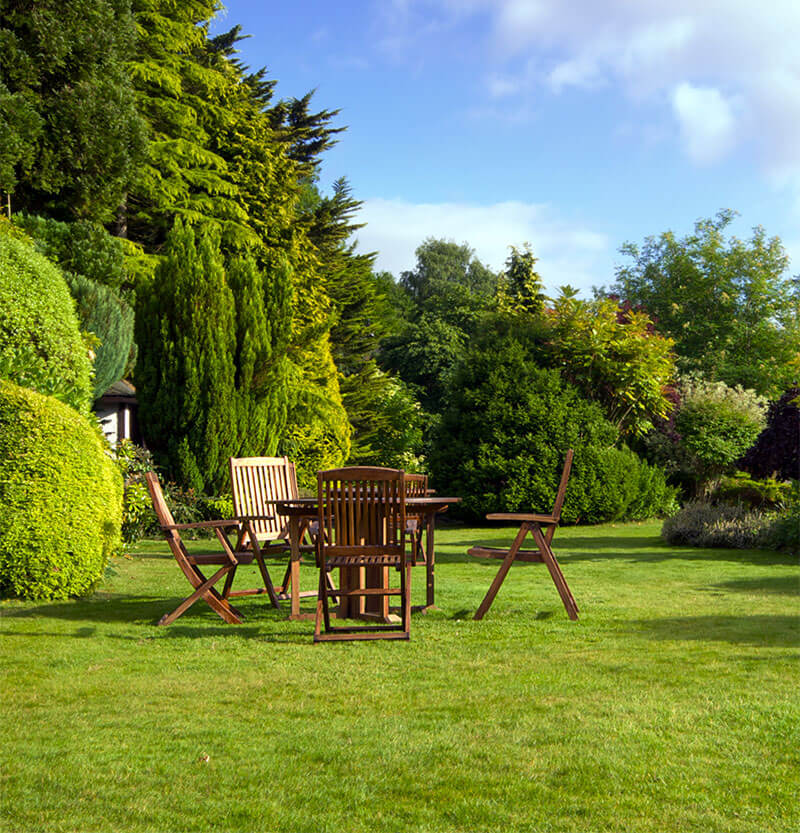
[313,569,325,641]
[221,565,237,599]
[402,564,412,636]
[159,565,241,626]
[250,542,281,609]
[280,561,292,596]
[473,524,529,620]
[530,525,579,620]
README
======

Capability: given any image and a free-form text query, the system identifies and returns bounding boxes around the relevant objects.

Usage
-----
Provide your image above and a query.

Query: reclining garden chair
[145,471,279,626]
[314,467,412,642]
[229,455,320,603]
[468,450,578,621]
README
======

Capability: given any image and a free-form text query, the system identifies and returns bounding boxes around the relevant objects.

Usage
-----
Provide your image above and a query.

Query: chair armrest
[237,514,279,522]
[485,513,557,523]
[163,519,242,530]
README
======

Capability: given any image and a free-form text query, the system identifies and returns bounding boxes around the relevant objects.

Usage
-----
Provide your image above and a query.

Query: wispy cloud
[383,1,800,181]
[354,198,611,295]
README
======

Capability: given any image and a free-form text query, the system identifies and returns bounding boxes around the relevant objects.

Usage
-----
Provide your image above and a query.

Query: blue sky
[212,0,800,296]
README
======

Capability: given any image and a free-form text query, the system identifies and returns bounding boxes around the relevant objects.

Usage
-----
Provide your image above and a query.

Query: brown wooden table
[275,496,460,620]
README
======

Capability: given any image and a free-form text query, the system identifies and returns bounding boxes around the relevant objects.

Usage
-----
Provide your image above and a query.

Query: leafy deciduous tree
[609,210,800,396]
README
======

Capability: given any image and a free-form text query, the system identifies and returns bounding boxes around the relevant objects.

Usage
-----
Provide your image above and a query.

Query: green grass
[1,521,798,833]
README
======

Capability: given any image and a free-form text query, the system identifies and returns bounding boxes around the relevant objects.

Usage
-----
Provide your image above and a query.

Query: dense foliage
[14,213,137,398]
[428,323,676,523]
[381,238,498,414]
[3,0,794,537]
[609,210,800,397]
[673,379,767,496]
[0,0,146,221]
[661,501,775,550]
[740,387,800,482]
[135,220,238,493]
[0,229,93,413]
[544,289,675,436]
[0,380,123,599]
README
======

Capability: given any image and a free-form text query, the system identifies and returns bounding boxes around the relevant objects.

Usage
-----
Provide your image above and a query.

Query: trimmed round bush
[0,380,123,600]
[428,328,676,523]
[0,231,93,413]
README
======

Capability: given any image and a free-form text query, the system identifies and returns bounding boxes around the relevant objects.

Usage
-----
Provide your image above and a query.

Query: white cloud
[671,83,737,165]
[354,198,610,295]
[390,1,800,177]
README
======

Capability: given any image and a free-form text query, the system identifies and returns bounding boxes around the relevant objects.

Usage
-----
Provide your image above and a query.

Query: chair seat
[468,545,544,563]
[189,551,256,566]
[485,513,557,523]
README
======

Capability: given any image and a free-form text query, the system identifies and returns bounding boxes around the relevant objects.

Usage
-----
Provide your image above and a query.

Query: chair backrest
[145,471,191,564]
[229,456,298,542]
[317,467,406,563]
[145,471,177,532]
[550,449,575,522]
[404,473,428,498]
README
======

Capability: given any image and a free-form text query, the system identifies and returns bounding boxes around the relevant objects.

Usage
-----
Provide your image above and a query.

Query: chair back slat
[317,468,406,564]
[550,449,574,522]
[229,456,297,541]
[405,473,428,498]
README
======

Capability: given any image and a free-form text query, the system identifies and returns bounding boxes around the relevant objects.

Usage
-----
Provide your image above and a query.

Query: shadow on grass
[437,532,797,567]
[711,576,800,596]
[1,595,293,628]
[628,614,800,647]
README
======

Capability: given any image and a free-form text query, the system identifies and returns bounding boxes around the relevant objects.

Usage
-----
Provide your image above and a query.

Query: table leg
[425,509,436,609]
[289,515,301,620]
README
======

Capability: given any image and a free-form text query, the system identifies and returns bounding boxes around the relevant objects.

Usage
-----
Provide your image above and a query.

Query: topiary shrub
[0,380,122,600]
[0,231,93,413]
[428,326,676,523]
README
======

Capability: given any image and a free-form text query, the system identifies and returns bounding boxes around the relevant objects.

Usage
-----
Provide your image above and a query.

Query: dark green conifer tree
[135,219,237,492]
[0,0,146,221]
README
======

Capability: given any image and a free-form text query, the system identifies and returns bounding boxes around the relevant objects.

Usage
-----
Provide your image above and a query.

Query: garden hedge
[0,380,123,600]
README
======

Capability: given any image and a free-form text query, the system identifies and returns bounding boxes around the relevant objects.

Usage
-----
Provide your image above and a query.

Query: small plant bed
[1,522,798,833]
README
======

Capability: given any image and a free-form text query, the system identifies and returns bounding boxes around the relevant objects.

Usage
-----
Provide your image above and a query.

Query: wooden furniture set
[146,449,579,638]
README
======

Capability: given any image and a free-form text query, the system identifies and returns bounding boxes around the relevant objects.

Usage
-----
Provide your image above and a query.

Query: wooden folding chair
[468,450,578,621]
[405,472,428,565]
[145,471,279,626]
[229,456,319,603]
[314,467,412,642]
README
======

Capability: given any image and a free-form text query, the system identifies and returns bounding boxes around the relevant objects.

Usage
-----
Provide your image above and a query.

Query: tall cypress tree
[227,252,291,457]
[135,219,237,492]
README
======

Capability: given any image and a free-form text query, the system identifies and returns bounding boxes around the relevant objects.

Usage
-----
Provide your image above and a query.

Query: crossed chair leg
[159,563,245,626]
[472,522,579,621]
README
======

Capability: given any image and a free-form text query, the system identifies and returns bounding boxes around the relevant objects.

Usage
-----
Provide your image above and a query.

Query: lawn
[1,521,798,833]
